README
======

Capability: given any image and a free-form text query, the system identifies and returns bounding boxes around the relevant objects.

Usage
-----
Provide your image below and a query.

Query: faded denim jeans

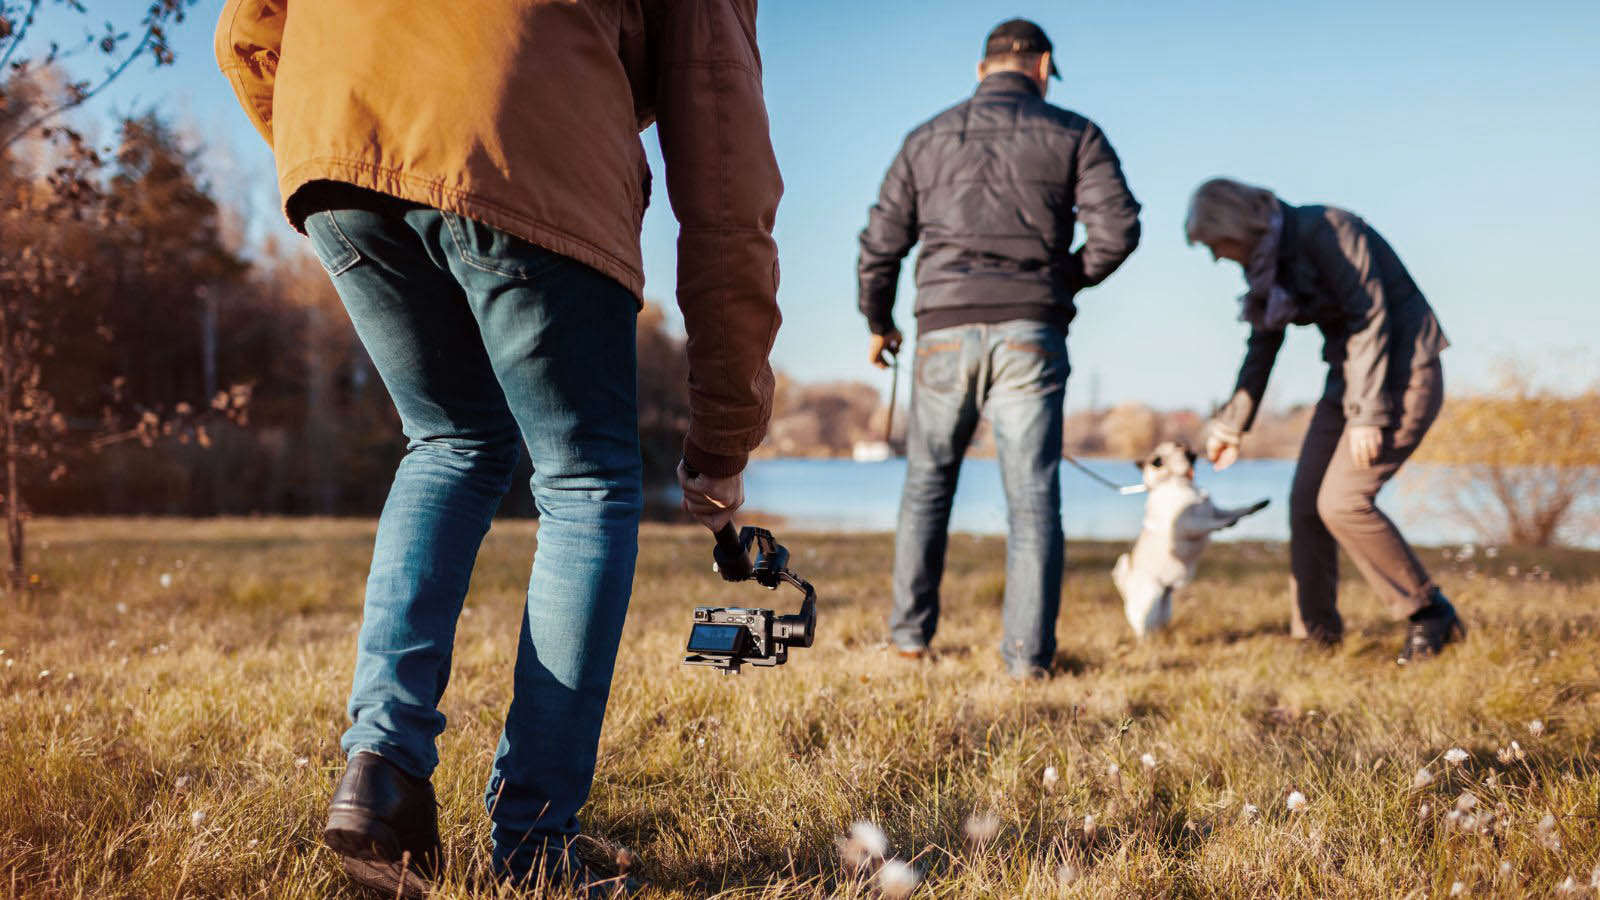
[304,204,641,878]
[889,320,1068,674]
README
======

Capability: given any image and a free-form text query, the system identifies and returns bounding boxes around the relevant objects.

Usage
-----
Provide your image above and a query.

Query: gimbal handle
[712,522,754,581]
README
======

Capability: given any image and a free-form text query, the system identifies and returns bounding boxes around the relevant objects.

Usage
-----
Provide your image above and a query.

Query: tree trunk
[0,302,23,595]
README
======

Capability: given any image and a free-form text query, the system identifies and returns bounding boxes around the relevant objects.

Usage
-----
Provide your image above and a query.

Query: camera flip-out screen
[687,623,747,654]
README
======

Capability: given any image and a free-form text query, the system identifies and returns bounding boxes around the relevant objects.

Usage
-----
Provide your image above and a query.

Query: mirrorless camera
[683,523,817,675]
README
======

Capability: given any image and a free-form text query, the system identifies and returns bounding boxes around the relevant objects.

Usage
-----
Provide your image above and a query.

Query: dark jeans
[303,206,642,878]
[1289,361,1444,640]
[889,321,1068,673]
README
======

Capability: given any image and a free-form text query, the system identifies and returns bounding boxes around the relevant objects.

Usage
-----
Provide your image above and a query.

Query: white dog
[1112,440,1269,638]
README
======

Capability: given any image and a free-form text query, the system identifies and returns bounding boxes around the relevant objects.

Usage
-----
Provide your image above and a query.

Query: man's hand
[1205,430,1240,472]
[678,460,744,531]
[1348,425,1383,469]
[869,329,903,369]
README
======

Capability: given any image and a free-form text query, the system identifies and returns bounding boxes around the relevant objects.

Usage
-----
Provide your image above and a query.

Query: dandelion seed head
[1057,863,1080,885]
[1450,881,1466,896]
[1242,803,1261,823]
[1286,791,1307,812]
[1081,814,1097,841]
[1444,747,1469,766]
[294,756,310,769]
[190,810,207,828]
[1527,720,1545,738]
[877,860,919,899]
[1042,765,1060,791]
[1538,813,1557,834]
[1455,792,1477,813]
[1418,803,1431,820]
[1140,753,1157,770]
[1413,767,1435,789]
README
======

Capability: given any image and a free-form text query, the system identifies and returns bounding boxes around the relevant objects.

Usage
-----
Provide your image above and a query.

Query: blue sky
[88,0,1600,413]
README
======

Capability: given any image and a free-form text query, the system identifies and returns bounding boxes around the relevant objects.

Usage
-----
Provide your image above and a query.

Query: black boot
[1397,593,1466,665]
[323,751,441,898]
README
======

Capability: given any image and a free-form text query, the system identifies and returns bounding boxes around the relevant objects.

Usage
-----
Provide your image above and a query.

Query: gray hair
[1185,177,1279,247]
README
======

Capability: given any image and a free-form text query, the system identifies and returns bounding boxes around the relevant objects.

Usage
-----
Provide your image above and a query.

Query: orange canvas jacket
[215,0,782,476]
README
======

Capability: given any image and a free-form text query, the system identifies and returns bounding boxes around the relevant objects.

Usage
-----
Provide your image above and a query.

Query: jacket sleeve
[214,0,286,147]
[1212,327,1285,438]
[857,140,918,336]
[654,0,783,478]
[1308,219,1393,427]
[1072,120,1141,287]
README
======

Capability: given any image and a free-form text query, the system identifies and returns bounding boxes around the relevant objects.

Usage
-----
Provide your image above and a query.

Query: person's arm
[654,0,783,480]
[1308,219,1393,430]
[214,0,286,147]
[1213,327,1286,438]
[857,141,918,338]
[1071,120,1141,288]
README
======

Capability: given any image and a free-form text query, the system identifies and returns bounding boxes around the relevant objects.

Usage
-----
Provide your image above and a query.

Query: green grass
[2,519,1598,898]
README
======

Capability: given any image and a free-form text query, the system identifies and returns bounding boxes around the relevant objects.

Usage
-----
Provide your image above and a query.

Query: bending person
[1186,177,1463,664]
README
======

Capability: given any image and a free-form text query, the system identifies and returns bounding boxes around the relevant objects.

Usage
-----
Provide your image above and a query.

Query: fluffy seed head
[1057,863,1080,885]
[1455,792,1477,813]
[1081,814,1097,841]
[1418,803,1431,820]
[850,820,888,857]
[1538,813,1557,834]
[190,810,207,828]
[1555,876,1578,894]
[877,860,920,899]
[1444,748,1468,766]
[1140,753,1157,770]
[963,811,1001,847]
[1286,791,1307,812]
[1450,882,1465,896]
[1042,766,1060,791]
[1413,767,1435,789]
[1242,803,1261,823]
[1527,720,1545,738]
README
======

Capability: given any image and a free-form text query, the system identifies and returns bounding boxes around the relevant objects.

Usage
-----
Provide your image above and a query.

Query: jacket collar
[976,71,1043,98]
[1276,200,1299,267]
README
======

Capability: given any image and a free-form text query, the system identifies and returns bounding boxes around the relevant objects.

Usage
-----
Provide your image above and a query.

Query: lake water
[735,457,1478,546]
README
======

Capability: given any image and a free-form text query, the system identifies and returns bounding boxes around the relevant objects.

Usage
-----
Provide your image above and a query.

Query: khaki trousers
[1288,361,1443,641]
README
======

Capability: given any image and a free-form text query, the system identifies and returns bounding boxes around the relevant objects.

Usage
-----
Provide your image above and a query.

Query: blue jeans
[304,206,642,877]
[889,320,1068,673]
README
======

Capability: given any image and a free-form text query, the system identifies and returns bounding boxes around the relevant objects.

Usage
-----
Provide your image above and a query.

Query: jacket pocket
[304,211,361,276]
[443,213,570,281]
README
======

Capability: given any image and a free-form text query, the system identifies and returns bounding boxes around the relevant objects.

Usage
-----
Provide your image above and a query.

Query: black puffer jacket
[858,71,1141,335]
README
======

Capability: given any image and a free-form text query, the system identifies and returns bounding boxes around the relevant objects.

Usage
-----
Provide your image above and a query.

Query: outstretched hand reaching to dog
[1205,430,1240,471]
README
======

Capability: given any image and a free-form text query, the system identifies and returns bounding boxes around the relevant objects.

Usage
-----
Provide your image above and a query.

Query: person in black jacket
[1190,177,1464,663]
[858,19,1140,678]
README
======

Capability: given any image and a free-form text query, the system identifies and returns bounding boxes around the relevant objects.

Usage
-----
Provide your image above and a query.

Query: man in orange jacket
[216,1,782,894]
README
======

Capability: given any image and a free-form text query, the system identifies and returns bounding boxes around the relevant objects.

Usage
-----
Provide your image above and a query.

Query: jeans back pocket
[443,214,569,282]
[304,211,361,276]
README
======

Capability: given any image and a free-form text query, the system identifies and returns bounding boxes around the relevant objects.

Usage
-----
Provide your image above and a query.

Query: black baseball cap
[983,18,1061,79]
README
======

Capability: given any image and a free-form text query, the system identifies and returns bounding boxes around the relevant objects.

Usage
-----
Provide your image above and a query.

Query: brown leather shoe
[323,752,441,898]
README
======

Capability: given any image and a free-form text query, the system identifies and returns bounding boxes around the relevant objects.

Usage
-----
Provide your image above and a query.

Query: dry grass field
[3,518,1598,898]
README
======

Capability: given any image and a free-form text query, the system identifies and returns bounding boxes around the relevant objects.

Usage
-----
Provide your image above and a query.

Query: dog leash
[1063,453,1147,495]
[884,351,899,445]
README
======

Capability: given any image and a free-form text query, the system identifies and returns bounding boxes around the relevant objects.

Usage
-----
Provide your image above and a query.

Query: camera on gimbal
[683,524,817,675]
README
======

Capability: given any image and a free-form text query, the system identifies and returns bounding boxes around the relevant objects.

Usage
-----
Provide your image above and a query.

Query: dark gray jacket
[857,72,1140,335]
[1217,203,1449,432]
